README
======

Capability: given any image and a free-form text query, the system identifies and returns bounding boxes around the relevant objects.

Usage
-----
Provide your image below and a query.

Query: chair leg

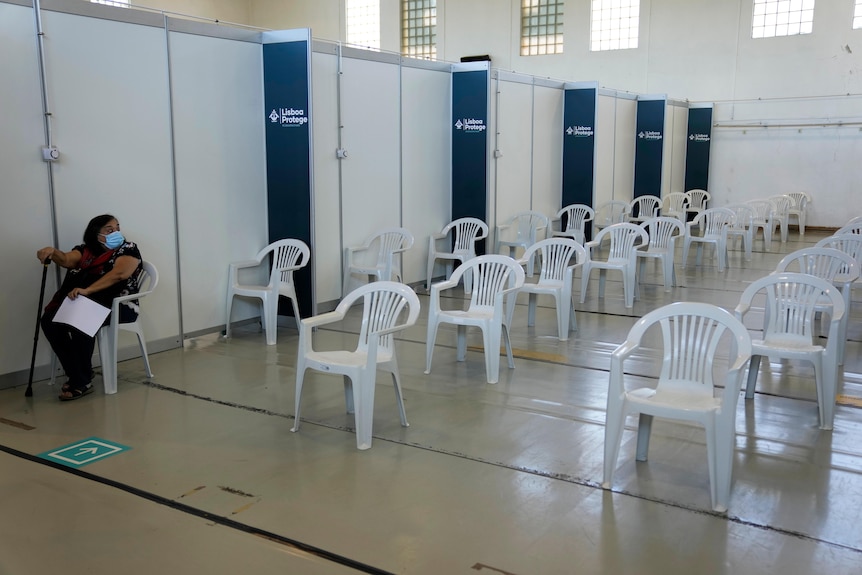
[424,319,439,374]
[354,372,376,450]
[224,294,234,338]
[456,325,468,362]
[482,325,502,384]
[527,293,537,327]
[289,296,302,332]
[635,414,653,461]
[556,292,571,341]
[134,328,153,378]
[263,294,277,345]
[389,362,409,427]
[580,265,591,303]
[745,356,761,399]
[290,365,307,432]
[501,323,515,369]
[602,399,626,489]
[426,256,435,292]
[98,326,118,395]
[343,375,355,414]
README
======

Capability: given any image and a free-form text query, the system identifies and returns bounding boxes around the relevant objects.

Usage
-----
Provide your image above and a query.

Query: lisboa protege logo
[454,118,486,133]
[638,130,663,141]
[566,125,594,137]
[269,107,309,127]
[689,133,710,142]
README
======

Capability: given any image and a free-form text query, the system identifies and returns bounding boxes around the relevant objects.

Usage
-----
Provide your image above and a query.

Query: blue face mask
[100,230,125,249]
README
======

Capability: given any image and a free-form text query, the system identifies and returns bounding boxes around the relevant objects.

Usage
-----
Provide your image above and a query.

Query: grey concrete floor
[1,230,861,574]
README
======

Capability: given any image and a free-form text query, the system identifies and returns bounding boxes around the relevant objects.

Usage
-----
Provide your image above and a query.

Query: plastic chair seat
[225,239,310,346]
[291,281,420,450]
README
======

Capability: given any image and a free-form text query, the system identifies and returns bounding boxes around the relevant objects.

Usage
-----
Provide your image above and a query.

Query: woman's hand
[67,287,90,300]
[36,247,55,263]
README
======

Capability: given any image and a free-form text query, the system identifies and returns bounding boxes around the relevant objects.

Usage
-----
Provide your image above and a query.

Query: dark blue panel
[562,88,597,239]
[634,99,665,199]
[452,69,488,253]
[263,41,312,317]
[562,88,596,208]
[684,107,713,191]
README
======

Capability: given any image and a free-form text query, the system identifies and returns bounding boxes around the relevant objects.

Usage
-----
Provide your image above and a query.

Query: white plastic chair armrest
[300,310,344,330]
[733,303,750,321]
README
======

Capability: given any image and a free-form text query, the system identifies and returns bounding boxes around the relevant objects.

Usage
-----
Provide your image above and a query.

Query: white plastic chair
[627,195,662,225]
[637,217,685,292]
[50,260,159,395]
[516,238,587,340]
[662,192,689,221]
[786,192,812,236]
[682,207,735,273]
[552,204,595,246]
[425,255,525,384]
[602,302,752,513]
[735,273,845,430]
[581,222,648,308]
[684,189,711,221]
[343,227,414,296]
[776,247,859,367]
[593,201,630,234]
[836,215,862,235]
[495,211,550,276]
[768,195,793,243]
[225,239,310,345]
[815,233,862,365]
[746,199,775,252]
[426,217,489,294]
[724,203,755,262]
[291,281,420,450]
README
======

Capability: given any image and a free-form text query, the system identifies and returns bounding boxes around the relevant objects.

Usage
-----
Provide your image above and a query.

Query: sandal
[61,371,95,393]
[59,383,94,401]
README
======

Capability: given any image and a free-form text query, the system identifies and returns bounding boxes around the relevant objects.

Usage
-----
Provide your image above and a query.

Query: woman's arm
[67,255,140,300]
[36,247,82,269]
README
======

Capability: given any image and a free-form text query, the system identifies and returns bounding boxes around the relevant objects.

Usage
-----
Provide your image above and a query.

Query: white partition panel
[613,96,637,202]
[0,2,57,382]
[595,93,617,206]
[401,63,451,285]
[492,72,534,250]
[169,29,267,335]
[339,53,401,289]
[666,102,689,196]
[531,82,564,219]
[43,10,180,348]
[311,47,342,307]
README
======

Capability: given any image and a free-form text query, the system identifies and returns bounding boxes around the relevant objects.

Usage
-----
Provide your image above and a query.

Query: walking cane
[25,257,51,398]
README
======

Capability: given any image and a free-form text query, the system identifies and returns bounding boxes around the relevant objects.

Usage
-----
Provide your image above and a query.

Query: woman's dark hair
[83,214,116,252]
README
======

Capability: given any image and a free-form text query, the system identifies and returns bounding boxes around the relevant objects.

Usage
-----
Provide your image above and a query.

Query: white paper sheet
[52,296,111,337]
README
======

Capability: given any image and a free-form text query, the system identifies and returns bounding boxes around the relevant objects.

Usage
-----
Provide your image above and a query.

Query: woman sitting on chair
[37,214,142,401]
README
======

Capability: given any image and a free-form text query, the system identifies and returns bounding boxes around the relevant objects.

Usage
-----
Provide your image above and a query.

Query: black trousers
[41,301,137,390]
